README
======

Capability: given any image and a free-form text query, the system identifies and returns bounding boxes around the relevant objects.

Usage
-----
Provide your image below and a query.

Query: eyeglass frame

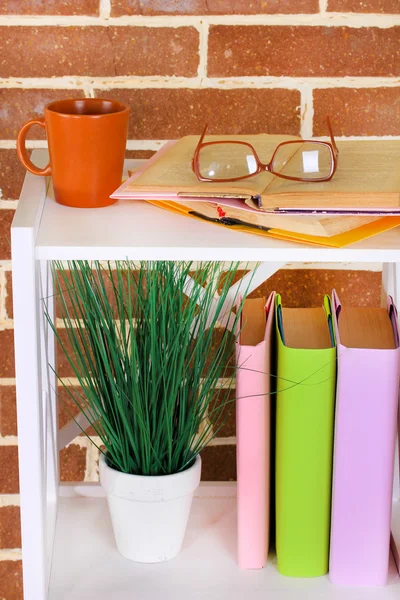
[192,117,339,184]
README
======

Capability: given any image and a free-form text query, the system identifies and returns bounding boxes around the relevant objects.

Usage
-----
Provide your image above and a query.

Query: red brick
[58,386,98,436]
[201,445,236,481]
[5,271,13,319]
[96,88,301,138]
[0,506,21,549]
[313,88,400,137]
[211,388,236,437]
[0,330,15,378]
[248,269,382,308]
[0,561,23,600]
[0,151,26,201]
[111,0,318,16]
[56,329,82,378]
[0,209,14,260]
[0,27,199,78]
[0,386,17,437]
[58,387,81,429]
[0,89,85,139]
[208,26,400,77]
[0,27,115,78]
[126,150,156,160]
[0,0,99,15]
[108,27,199,77]
[0,446,19,494]
[60,444,87,481]
[327,0,399,12]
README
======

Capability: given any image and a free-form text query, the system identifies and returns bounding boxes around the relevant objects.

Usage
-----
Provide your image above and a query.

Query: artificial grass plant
[48,260,251,476]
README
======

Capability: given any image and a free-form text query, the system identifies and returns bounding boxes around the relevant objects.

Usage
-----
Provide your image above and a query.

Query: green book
[275,294,336,577]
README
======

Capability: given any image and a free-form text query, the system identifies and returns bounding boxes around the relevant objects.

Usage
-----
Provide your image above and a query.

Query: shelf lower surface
[49,490,400,600]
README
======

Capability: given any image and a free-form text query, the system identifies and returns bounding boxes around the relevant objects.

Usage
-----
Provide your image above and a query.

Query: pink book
[329,290,400,586]
[236,292,275,569]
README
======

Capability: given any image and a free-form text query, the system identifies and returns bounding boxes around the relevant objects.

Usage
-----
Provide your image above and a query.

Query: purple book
[329,290,400,586]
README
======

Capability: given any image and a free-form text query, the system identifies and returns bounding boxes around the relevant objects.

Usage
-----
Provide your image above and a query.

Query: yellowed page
[338,307,395,349]
[241,298,267,345]
[180,199,380,237]
[282,307,331,349]
[125,133,298,197]
[259,140,400,210]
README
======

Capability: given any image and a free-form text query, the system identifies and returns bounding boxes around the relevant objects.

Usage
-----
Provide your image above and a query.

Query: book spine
[236,342,270,569]
[275,338,336,577]
[329,338,400,586]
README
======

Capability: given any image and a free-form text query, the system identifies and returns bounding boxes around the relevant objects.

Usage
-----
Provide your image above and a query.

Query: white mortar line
[299,84,314,138]
[0,14,398,27]
[72,435,103,447]
[320,135,400,141]
[0,321,14,330]
[85,443,100,482]
[209,436,236,446]
[126,140,167,151]
[0,260,11,271]
[0,268,6,322]
[0,494,20,507]
[319,0,329,13]
[0,140,47,149]
[198,20,209,78]
[59,377,81,387]
[1,76,398,90]
[0,200,18,209]
[0,435,18,445]
[284,262,382,270]
[99,0,111,19]
[0,549,22,560]
[0,378,16,386]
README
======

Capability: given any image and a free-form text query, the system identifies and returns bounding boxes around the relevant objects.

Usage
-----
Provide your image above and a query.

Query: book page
[125,133,298,197]
[259,141,400,210]
[179,198,380,237]
[282,307,332,349]
[338,307,395,349]
[241,298,267,346]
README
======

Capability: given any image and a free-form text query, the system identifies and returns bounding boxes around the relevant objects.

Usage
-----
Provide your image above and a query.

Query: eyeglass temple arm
[196,124,208,151]
[192,124,209,171]
[326,116,339,154]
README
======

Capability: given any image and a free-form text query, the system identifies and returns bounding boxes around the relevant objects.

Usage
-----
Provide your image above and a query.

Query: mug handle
[17,117,51,176]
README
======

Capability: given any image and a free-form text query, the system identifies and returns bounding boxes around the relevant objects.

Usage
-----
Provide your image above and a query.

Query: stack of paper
[112,136,400,248]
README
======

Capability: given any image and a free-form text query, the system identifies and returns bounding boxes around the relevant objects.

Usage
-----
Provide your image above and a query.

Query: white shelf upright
[11,151,400,600]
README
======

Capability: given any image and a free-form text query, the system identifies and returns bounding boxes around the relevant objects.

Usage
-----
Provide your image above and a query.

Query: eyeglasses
[192,117,339,183]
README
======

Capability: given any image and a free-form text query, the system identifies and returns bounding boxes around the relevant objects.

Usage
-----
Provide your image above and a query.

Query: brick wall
[0,1,398,597]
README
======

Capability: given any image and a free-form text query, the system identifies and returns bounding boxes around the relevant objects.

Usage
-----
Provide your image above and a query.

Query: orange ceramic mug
[17,98,130,208]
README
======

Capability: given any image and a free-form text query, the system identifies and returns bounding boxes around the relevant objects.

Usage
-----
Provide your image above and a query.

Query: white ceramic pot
[99,454,201,563]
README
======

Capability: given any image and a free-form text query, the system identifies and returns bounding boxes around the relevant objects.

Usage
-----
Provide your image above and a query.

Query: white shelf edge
[58,481,236,499]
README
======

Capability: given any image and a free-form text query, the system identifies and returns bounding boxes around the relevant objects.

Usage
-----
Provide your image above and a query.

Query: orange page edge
[147,200,400,248]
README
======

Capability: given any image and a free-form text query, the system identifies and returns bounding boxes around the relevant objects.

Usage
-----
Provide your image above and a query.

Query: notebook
[329,290,400,586]
[112,136,400,213]
[236,293,275,569]
[275,294,336,577]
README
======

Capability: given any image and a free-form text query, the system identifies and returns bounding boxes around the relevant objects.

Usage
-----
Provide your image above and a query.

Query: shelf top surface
[49,491,400,600]
[12,151,400,261]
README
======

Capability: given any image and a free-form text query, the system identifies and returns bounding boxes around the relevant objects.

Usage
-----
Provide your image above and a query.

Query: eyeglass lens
[272,142,332,180]
[198,143,259,180]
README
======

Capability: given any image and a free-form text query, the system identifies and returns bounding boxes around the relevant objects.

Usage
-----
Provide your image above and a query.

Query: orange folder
[148,200,400,248]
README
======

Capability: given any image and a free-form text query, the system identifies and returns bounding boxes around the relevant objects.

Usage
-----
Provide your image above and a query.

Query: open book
[112,136,400,239]
[112,134,400,213]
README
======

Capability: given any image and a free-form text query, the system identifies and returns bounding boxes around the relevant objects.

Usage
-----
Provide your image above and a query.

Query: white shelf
[12,150,400,262]
[35,191,400,262]
[11,152,400,600]
[49,486,400,600]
